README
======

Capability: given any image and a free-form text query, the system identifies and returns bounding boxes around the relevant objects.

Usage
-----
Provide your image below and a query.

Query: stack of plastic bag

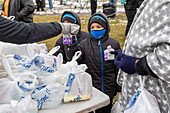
[43,51,93,103]
[0,95,37,113]
[0,42,47,79]
[0,41,93,113]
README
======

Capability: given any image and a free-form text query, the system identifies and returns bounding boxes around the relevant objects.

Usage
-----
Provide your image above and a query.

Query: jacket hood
[61,11,81,27]
[88,12,110,35]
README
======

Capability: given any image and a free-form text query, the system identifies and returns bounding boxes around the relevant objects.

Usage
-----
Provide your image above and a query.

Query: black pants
[124,0,144,36]
[36,0,44,11]
[90,0,97,15]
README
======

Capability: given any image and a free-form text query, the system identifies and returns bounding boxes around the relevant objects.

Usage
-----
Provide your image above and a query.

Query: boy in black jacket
[77,12,121,113]
[54,11,90,63]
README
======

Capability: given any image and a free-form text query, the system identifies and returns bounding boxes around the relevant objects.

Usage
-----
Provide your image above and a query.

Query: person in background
[90,0,97,15]
[48,0,53,11]
[0,15,80,44]
[109,0,117,18]
[36,0,44,12]
[121,0,144,36]
[111,0,170,112]
[77,12,121,113]
[54,11,90,63]
[0,0,35,23]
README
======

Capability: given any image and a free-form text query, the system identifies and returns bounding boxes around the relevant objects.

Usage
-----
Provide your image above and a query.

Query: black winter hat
[61,14,77,24]
[89,15,107,29]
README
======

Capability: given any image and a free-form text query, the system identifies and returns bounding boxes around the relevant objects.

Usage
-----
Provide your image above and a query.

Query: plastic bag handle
[139,76,145,90]
[117,92,121,102]
[73,64,87,74]
[26,44,35,58]
[19,73,37,89]
[2,54,15,80]
[71,51,82,61]
[2,15,15,20]
[48,46,60,55]
[57,53,63,70]
[7,16,15,20]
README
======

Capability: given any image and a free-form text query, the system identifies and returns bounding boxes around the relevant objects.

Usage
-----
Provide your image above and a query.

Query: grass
[33,13,127,51]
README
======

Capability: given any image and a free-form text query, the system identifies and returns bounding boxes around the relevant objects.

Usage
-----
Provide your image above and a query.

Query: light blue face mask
[90,29,106,39]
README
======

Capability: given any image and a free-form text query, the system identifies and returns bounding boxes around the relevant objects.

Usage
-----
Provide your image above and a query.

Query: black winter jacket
[54,31,90,63]
[2,0,35,23]
[54,11,90,62]
[0,16,62,44]
[77,12,121,99]
[78,35,121,98]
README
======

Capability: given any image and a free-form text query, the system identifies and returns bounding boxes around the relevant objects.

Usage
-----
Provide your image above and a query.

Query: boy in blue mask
[77,12,121,113]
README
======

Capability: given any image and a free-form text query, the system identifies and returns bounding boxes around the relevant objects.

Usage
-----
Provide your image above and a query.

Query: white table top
[38,87,110,113]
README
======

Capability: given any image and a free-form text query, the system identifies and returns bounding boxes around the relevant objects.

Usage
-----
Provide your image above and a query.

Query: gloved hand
[110,49,122,57]
[113,51,138,74]
[59,23,80,35]
[120,0,126,5]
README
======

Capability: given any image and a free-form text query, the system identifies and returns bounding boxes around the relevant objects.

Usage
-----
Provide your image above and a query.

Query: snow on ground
[34,0,125,15]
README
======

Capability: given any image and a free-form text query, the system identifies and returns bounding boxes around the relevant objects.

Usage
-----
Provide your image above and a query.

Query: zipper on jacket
[75,35,79,45]
[99,40,104,92]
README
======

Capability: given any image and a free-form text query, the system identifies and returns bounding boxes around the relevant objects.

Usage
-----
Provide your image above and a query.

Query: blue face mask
[90,29,106,39]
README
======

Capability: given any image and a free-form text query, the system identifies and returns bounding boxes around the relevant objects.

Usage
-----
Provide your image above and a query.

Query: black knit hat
[61,14,77,24]
[89,15,107,29]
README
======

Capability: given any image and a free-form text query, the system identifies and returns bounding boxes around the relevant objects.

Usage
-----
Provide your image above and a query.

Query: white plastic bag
[32,83,65,109]
[124,76,161,113]
[0,43,48,78]
[42,53,68,85]
[111,92,122,113]
[0,55,38,103]
[0,96,38,113]
[16,95,38,113]
[63,66,93,102]
[63,51,93,102]
[0,104,11,113]
[0,42,47,58]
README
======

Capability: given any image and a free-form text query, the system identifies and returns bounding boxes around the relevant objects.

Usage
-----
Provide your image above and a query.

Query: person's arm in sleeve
[0,16,80,44]
[16,0,35,20]
[135,56,158,78]
[111,50,158,78]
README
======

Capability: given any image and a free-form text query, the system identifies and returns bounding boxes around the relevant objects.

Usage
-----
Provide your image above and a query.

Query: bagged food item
[63,64,93,103]
[124,76,161,113]
[0,55,38,103]
[16,95,38,113]
[0,42,48,78]
[32,83,65,109]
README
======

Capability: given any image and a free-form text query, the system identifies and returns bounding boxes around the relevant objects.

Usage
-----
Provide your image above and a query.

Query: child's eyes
[97,26,102,28]
[91,26,102,29]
